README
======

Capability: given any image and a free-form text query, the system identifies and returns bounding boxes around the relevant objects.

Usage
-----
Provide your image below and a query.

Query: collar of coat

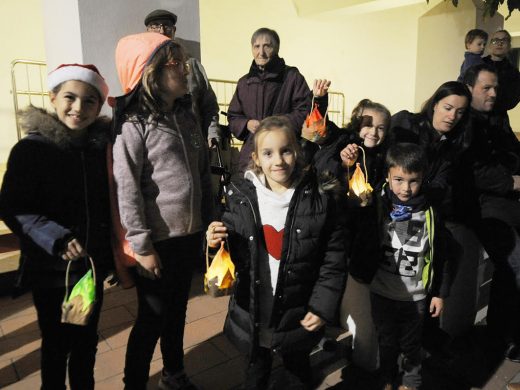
[234,166,342,201]
[18,105,110,150]
[247,56,286,81]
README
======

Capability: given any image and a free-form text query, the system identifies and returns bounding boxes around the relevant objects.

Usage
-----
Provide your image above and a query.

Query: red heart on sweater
[263,225,284,261]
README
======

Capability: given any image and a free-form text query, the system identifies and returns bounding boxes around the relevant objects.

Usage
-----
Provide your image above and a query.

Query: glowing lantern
[205,241,236,297]
[347,146,373,207]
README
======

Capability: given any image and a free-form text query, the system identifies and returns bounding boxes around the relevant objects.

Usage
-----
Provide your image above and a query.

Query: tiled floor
[0,271,519,390]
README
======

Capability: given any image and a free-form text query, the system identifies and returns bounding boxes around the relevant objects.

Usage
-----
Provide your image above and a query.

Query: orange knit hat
[114,32,170,94]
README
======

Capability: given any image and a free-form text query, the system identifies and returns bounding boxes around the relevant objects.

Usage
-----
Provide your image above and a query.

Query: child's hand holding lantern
[206,221,228,248]
[340,143,360,168]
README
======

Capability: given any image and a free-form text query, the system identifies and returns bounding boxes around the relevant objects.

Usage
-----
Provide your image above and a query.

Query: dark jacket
[349,187,453,298]
[222,169,346,357]
[227,56,312,172]
[483,55,520,114]
[0,106,113,288]
[465,109,520,224]
[457,52,484,83]
[388,110,469,218]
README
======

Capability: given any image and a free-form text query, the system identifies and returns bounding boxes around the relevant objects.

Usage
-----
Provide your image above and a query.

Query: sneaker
[505,343,520,363]
[507,383,520,390]
[158,370,199,390]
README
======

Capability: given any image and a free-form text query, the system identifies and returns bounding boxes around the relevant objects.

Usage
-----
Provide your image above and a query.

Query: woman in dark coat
[227,27,311,174]
[387,81,472,213]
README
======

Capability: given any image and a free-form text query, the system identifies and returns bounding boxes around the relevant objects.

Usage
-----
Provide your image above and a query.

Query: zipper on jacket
[80,152,90,253]
[173,113,195,232]
[230,182,258,227]
[425,207,435,293]
[277,185,303,294]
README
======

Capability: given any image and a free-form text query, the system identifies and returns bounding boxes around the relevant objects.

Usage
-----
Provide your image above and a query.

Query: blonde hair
[249,116,305,182]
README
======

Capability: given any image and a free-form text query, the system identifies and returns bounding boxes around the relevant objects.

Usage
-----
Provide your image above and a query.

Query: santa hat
[47,63,109,102]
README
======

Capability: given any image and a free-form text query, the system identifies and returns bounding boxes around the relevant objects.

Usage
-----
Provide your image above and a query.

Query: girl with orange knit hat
[111,32,213,390]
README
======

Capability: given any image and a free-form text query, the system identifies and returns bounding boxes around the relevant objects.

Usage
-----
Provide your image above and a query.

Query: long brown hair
[130,40,187,120]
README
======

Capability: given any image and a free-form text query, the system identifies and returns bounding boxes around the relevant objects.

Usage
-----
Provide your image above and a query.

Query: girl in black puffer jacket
[206,116,346,389]
[0,64,112,390]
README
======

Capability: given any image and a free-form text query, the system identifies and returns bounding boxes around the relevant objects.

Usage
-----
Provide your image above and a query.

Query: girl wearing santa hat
[0,63,113,389]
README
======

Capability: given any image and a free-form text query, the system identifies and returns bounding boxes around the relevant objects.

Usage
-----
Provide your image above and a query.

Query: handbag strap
[64,256,96,301]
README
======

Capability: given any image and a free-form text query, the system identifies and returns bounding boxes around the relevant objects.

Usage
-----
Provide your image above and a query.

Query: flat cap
[144,9,177,26]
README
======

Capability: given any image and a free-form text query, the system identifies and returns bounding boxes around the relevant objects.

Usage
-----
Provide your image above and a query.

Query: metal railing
[208,78,346,127]
[11,60,49,140]
[9,61,347,141]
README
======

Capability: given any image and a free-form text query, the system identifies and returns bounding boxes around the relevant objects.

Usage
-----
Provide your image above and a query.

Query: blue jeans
[123,233,201,390]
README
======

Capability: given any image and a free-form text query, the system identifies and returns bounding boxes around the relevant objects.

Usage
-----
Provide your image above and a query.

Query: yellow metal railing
[209,78,346,127]
[10,62,346,141]
[11,60,49,140]
[208,78,238,126]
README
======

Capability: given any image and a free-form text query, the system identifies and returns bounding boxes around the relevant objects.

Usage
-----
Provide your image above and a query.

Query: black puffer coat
[222,169,346,358]
[388,111,469,219]
[0,106,113,288]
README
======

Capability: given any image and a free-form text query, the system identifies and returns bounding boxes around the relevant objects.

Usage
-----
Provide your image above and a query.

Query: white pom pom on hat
[47,63,109,102]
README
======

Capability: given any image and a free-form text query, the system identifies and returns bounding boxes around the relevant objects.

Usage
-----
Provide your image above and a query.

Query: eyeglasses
[148,23,174,34]
[491,38,511,45]
[164,60,190,73]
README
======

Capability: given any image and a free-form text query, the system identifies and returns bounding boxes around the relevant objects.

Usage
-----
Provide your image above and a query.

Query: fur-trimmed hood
[18,105,110,149]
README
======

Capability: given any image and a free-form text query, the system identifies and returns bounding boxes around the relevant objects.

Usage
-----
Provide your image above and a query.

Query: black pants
[476,216,520,349]
[244,346,312,390]
[370,293,426,388]
[123,234,200,390]
[32,284,104,390]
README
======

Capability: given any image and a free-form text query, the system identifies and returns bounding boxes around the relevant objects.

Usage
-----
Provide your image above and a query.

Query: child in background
[337,99,391,383]
[340,99,391,191]
[364,143,451,390]
[0,64,112,389]
[111,32,212,390]
[457,29,488,82]
[206,116,345,389]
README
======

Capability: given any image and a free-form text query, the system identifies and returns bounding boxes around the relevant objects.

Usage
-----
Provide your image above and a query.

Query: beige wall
[200,0,431,122]
[504,6,520,132]
[2,0,520,166]
[0,0,46,163]
[415,1,476,110]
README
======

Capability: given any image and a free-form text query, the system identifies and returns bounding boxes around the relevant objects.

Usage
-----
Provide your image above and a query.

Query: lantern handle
[359,146,369,184]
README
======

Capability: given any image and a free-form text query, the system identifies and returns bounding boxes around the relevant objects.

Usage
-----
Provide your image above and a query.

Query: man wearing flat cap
[145,9,220,144]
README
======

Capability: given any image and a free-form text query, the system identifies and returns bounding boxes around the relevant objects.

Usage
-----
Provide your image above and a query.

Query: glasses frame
[164,60,190,73]
[147,23,175,34]
[491,37,511,46]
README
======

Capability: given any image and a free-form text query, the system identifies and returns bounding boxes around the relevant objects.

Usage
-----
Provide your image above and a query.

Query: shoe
[158,370,199,390]
[397,386,417,390]
[505,343,520,363]
[507,383,520,390]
